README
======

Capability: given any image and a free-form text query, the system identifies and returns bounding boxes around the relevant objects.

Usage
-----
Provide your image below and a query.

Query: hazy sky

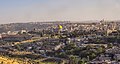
[0,0,120,24]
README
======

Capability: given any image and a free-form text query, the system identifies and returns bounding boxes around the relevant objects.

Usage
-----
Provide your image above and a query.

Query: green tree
[58,52,67,58]
[69,55,79,64]
[89,53,96,60]
[78,58,86,64]
[16,45,21,50]
[108,43,113,48]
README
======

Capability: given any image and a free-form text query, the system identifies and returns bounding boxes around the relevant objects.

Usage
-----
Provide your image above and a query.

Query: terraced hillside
[0,56,22,64]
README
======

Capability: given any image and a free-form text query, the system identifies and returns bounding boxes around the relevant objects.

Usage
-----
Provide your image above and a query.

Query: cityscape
[1,0,120,64]
[0,20,120,64]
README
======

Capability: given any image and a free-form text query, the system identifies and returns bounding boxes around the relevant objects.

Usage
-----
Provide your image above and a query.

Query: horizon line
[1,20,120,25]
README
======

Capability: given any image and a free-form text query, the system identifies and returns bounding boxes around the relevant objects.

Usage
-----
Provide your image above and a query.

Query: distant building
[114,54,120,61]
[1,34,32,42]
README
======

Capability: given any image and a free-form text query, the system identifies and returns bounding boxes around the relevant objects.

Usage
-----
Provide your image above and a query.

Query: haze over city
[0,0,120,24]
[1,0,120,64]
